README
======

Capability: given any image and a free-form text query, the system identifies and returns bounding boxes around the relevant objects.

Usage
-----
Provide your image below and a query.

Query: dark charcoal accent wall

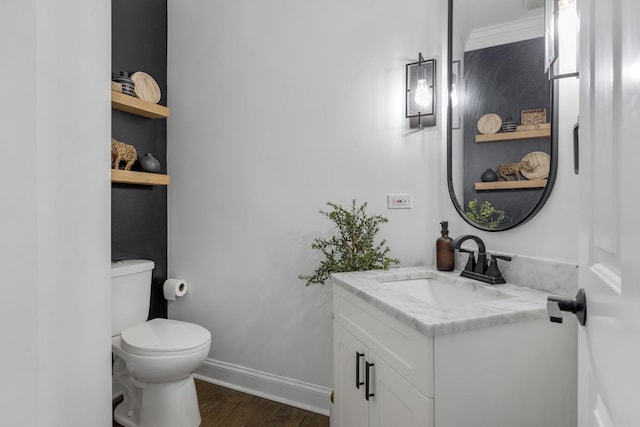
[112,0,168,320]
[462,38,551,228]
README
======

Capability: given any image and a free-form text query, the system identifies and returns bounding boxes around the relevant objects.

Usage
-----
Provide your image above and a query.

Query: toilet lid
[121,318,211,355]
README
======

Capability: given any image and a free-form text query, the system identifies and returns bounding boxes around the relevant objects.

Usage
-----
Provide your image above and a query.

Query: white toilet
[111,259,211,427]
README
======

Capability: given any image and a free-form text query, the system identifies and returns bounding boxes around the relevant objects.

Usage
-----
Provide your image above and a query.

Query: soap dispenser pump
[436,221,455,271]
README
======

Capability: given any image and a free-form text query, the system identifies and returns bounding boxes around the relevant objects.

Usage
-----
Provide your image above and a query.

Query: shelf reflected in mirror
[446,0,558,231]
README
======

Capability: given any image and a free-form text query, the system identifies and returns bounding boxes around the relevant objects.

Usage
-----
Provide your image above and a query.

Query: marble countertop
[330,266,557,337]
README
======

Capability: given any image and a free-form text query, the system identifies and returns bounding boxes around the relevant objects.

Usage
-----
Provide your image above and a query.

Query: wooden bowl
[131,71,161,103]
[477,113,502,134]
[521,151,550,180]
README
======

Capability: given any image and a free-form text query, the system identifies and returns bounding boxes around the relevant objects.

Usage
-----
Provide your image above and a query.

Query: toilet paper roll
[163,279,188,301]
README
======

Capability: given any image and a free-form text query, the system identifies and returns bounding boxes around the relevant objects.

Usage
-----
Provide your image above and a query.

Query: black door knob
[547,288,587,326]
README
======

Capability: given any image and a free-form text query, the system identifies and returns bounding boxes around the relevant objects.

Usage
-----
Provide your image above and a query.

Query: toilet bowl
[111,260,211,427]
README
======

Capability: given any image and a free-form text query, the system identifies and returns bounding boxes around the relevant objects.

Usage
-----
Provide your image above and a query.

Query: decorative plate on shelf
[131,71,161,103]
[477,113,502,134]
[521,151,550,180]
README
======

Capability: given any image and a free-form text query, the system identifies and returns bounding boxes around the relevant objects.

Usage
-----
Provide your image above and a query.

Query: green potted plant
[465,199,505,229]
[299,200,400,286]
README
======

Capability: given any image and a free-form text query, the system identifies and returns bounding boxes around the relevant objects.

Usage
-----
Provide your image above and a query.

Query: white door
[578,0,640,425]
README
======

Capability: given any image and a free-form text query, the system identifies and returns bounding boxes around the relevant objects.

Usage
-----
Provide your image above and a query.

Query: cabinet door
[333,323,368,427]
[368,351,433,427]
[334,285,434,397]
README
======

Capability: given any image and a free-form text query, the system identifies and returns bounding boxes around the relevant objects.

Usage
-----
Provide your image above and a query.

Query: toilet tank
[111,259,155,336]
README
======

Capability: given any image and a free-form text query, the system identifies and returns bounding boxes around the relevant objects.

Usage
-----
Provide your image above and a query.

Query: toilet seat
[121,318,211,357]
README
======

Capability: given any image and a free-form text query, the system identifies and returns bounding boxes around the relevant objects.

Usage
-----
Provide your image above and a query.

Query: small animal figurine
[111,138,137,171]
[497,160,532,181]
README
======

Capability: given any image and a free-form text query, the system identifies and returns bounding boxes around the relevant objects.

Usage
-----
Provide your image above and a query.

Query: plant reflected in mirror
[465,199,505,230]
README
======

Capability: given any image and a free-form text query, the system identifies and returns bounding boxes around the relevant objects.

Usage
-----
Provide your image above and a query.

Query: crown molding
[465,15,544,52]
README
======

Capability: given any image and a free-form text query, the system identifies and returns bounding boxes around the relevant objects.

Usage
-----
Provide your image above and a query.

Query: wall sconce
[406,53,436,128]
[451,60,460,129]
[545,0,579,79]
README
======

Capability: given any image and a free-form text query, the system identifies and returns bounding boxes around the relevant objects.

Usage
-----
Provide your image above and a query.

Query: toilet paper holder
[163,279,188,301]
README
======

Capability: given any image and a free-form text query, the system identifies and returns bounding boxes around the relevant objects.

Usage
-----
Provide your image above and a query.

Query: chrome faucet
[450,234,488,274]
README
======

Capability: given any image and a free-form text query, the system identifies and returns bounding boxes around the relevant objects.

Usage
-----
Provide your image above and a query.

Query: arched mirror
[447,0,558,231]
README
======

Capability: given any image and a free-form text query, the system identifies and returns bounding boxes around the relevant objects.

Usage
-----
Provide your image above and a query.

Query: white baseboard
[194,358,331,416]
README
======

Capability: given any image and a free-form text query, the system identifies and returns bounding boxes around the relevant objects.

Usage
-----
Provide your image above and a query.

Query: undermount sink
[379,277,514,308]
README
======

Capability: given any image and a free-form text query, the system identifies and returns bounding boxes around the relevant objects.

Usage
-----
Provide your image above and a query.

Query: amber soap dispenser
[436,221,455,271]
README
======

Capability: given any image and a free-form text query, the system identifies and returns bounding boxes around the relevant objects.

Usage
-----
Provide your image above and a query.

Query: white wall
[1,1,112,425]
[168,0,444,411]
[1,2,38,423]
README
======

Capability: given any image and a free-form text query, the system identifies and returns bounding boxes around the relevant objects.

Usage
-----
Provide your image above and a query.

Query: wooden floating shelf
[111,91,170,119]
[475,179,547,191]
[475,128,551,143]
[111,169,170,186]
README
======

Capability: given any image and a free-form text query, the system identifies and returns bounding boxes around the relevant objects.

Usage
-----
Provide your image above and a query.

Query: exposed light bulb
[415,79,432,107]
[626,60,640,81]
[557,0,578,75]
[451,83,458,109]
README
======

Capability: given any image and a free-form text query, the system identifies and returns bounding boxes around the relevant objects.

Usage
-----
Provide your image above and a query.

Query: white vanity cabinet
[334,325,433,427]
[332,283,576,427]
[333,287,434,427]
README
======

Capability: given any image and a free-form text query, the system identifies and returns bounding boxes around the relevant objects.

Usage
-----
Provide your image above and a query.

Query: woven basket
[516,123,551,131]
[521,109,546,125]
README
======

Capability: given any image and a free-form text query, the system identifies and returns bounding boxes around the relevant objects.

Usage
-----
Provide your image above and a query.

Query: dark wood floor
[113,379,329,427]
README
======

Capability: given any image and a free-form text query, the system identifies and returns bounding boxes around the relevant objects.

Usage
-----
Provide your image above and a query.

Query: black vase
[481,168,498,182]
[139,153,161,173]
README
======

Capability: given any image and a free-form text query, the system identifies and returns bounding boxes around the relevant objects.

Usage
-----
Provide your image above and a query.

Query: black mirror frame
[446,0,559,232]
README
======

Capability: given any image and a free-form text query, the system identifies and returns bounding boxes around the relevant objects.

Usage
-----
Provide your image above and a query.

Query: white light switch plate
[387,194,412,209]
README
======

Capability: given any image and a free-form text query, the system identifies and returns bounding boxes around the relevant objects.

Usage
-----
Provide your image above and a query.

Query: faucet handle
[484,254,510,283]
[459,248,476,272]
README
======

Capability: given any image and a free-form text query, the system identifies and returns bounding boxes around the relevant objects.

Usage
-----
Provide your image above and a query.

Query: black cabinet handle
[355,352,364,389]
[547,288,587,326]
[365,361,375,401]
